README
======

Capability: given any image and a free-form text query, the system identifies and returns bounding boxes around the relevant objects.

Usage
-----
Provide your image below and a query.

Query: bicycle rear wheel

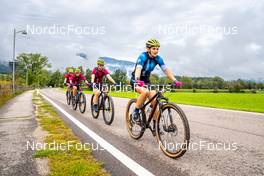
[103,96,114,125]
[125,99,145,140]
[91,94,100,118]
[156,103,190,158]
[78,92,86,113]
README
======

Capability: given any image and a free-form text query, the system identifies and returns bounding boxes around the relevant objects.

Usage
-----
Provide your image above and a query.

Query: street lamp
[12,28,27,94]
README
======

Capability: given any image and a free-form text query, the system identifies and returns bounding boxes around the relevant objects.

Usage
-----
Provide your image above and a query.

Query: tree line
[10,53,264,93]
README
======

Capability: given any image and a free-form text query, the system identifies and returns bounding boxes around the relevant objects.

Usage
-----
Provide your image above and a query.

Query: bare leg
[93,89,101,105]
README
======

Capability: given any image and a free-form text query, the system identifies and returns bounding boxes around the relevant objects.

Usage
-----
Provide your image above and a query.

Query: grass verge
[32,91,109,176]
[0,90,24,108]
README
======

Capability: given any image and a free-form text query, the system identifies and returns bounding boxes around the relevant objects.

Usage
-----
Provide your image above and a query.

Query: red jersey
[92,67,109,84]
[69,73,86,85]
[65,73,74,83]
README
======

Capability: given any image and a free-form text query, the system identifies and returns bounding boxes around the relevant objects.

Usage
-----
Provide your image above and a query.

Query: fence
[0,85,33,96]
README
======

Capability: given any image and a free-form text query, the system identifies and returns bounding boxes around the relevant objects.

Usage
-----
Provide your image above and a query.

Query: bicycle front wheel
[125,99,145,140]
[66,90,71,105]
[156,103,190,158]
[72,95,78,110]
[103,96,114,125]
[91,94,100,118]
[78,92,86,113]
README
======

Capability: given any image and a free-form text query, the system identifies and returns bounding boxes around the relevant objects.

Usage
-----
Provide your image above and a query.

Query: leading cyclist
[130,39,182,123]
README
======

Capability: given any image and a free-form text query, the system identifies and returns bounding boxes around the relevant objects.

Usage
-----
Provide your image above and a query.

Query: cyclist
[91,59,116,112]
[70,68,89,97]
[64,68,74,94]
[130,39,182,123]
[64,68,74,87]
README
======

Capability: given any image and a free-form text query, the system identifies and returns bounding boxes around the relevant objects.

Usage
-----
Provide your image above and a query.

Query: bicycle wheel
[72,95,78,110]
[78,92,86,113]
[102,96,114,125]
[66,90,71,105]
[156,103,190,158]
[91,94,100,118]
[125,99,146,140]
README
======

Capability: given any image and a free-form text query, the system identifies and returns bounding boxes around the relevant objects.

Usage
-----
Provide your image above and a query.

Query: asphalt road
[40,88,264,176]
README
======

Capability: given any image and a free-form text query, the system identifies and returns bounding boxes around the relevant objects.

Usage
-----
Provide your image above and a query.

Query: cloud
[76,52,87,59]
[0,0,263,80]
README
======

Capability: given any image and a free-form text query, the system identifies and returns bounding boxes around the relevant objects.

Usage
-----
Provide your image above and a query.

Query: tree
[16,53,51,86]
[49,70,64,87]
[85,68,92,82]
[212,76,225,89]
[150,74,159,84]
[39,70,51,87]
[180,76,193,89]
[110,69,128,84]
[159,76,170,84]
[227,80,243,92]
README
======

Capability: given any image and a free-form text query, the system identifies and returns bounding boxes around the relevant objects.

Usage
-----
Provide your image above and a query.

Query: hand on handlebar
[136,80,145,87]
[173,80,183,87]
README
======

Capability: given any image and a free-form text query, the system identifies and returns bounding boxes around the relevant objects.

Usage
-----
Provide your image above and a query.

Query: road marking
[40,93,155,176]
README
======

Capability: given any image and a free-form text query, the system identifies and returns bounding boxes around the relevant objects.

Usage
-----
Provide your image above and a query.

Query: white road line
[40,93,155,176]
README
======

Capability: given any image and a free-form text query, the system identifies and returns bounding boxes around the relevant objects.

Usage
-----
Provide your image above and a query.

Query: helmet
[75,68,81,73]
[146,38,160,48]
[68,68,73,73]
[97,59,105,66]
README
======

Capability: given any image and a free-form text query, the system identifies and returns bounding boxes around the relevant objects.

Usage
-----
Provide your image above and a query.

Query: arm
[106,74,116,84]
[157,56,177,82]
[91,74,95,83]
[134,67,142,81]
[134,54,145,81]
[164,68,177,82]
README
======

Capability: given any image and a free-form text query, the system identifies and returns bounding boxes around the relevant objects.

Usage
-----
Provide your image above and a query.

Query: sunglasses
[98,64,104,66]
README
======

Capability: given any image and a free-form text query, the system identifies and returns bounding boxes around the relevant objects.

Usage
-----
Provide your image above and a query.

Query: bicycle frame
[97,89,108,109]
[140,90,169,131]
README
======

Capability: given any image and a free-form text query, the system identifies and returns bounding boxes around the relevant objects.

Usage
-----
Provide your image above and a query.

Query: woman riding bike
[70,68,89,96]
[130,39,182,123]
[64,68,74,89]
[91,59,116,112]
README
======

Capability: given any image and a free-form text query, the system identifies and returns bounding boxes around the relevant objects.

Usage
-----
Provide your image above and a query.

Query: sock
[134,108,140,113]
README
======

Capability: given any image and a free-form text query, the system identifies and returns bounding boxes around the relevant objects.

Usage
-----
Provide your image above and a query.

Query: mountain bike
[125,85,190,158]
[91,86,115,125]
[71,84,86,113]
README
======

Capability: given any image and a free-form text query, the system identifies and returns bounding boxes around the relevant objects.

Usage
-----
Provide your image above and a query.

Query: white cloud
[246,42,262,52]
[0,0,264,80]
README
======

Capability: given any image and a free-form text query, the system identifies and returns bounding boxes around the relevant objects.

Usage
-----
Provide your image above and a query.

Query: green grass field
[79,89,264,113]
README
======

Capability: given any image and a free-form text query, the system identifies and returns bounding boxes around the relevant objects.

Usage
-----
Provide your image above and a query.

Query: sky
[0,0,263,80]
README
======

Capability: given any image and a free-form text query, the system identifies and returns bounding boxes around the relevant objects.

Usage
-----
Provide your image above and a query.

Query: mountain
[100,56,163,77]
[100,57,135,77]
[0,61,11,74]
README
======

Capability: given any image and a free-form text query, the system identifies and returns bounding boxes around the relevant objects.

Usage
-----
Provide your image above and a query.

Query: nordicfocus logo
[26,24,106,35]
[159,140,238,151]
[26,141,104,151]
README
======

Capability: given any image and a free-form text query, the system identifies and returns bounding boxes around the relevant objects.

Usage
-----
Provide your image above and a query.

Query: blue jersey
[131,52,167,83]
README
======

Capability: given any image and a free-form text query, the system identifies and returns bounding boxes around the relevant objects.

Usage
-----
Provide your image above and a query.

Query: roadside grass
[59,88,264,113]
[32,91,109,176]
[0,90,24,108]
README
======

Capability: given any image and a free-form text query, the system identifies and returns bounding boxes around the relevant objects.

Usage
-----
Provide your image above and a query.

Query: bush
[192,88,196,93]
[213,88,218,93]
